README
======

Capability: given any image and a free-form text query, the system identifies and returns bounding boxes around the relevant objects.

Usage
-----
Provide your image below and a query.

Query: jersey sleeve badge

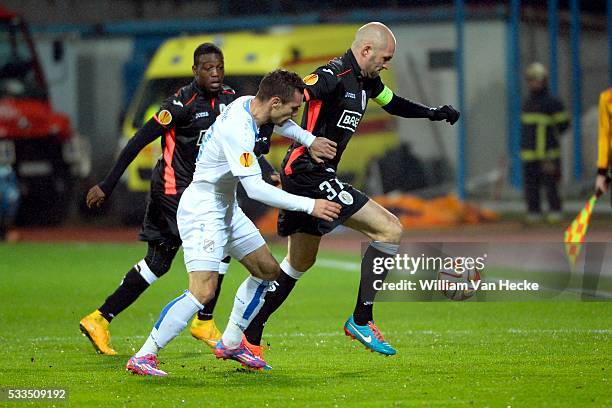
[303,74,319,86]
[239,152,254,167]
[156,110,173,126]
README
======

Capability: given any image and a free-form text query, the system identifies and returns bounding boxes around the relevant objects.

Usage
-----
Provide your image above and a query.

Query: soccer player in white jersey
[126,69,341,376]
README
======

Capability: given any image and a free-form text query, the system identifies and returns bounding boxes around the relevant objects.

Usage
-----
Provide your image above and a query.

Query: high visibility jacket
[521,89,569,161]
[597,88,612,175]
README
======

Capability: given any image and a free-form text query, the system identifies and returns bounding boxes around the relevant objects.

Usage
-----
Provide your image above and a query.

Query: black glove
[254,123,274,157]
[429,105,460,125]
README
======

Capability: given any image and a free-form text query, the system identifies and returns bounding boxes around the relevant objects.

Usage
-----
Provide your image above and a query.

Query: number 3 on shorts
[318,179,344,200]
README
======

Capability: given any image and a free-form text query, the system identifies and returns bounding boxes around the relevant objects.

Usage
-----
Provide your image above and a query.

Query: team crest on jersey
[239,152,254,167]
[202,239,215,253]
[157,110,173,125]
[303,74,319,86]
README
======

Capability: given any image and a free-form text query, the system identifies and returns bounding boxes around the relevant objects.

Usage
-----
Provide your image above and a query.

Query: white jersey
[179,95,315,272]
[192,96,262,192]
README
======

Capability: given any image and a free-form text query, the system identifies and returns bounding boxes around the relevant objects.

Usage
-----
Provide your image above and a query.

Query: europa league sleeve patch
[156,110,173,126]
[303,73,319,86]
[239,152,254,167]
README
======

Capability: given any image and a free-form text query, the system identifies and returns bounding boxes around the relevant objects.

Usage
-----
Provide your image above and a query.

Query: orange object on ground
[255,194,497,235]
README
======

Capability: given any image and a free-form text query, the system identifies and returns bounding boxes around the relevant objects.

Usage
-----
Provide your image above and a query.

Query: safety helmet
[525,62,548,80]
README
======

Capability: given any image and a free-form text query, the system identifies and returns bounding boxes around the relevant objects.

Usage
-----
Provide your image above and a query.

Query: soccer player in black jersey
[243,22,460,357]
[79,43,275,355]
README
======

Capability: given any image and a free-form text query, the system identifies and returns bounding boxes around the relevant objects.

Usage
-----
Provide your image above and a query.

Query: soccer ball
[437,265,481,301]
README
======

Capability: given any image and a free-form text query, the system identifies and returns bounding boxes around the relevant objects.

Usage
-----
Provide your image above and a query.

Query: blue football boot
[343,316,396,356]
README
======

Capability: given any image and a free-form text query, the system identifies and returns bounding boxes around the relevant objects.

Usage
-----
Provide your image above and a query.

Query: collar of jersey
[192,79,220,99]
[344,49,363,81]
[244,97,259,137]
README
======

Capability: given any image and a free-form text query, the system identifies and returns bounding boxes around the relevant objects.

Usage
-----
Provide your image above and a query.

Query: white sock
[136,259,158,284]
[222,321,244,348]
[370,241,400,255]
[136,334,160,357]
[218,260,230,275]
[280,257,304,280]
[136,290,203,356]
[221,276,271,348]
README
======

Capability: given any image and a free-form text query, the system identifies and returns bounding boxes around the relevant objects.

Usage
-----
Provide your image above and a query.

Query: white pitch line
[314,258,359,271]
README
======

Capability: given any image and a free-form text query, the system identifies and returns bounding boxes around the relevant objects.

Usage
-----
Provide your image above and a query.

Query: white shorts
[177,182,265,272]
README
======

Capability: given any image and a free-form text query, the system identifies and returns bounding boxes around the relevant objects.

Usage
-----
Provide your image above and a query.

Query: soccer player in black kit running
[79,43,262,355]
[243,22,460,357]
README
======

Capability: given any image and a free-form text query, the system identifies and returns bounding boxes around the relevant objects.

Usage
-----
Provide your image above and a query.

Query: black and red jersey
[97,80,236,198]
[282,49,386,176]
[151,80,237,194]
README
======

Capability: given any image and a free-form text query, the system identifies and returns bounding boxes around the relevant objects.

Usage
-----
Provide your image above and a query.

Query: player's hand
[86,185,107,208]
[311,199,342,222]
[270,172,281,187]
[429,105,460,125]
[309,137,337,164]
[595,174,610,195]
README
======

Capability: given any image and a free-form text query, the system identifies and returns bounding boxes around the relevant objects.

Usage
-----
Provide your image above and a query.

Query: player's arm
[274,120,337,162]
[239,174,340,221]
[372,80,460,125]
[552,99,570,134]
[302,65,341,101]
[223,129,340,221]
[274,120,315,146]
[257,156,281,186]
[88,97,192,208]
[86,119,164,208]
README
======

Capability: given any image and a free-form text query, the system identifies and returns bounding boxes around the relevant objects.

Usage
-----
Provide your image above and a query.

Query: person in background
[595,87,612,195]
[520,62,570,224]
[0,161,19,242]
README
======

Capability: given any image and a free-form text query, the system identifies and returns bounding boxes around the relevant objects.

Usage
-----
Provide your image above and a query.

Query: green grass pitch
[1,243,610,407]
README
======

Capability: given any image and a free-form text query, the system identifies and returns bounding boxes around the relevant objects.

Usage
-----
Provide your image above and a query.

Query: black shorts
[139,185,182,245]
[277,167,369,237]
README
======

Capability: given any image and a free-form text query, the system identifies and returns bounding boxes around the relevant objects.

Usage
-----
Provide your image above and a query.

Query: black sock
[98,267,149,322]
[197,273,225,321]
[243,270,297,345]
[353,244,394,326]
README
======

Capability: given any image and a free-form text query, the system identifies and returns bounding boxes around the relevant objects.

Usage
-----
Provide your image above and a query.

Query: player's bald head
[351,22,396,79]
[352,22,396,52]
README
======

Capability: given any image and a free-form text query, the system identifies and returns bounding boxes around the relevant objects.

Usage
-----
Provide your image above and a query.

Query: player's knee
[145,240,180,277]
[375,215,403,244]
[388,216,403,243]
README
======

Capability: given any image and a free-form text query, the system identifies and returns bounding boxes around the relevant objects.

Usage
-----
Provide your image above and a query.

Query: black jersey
[97,80,237,198]
[282,49,385,176]
[152,80,237,194]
